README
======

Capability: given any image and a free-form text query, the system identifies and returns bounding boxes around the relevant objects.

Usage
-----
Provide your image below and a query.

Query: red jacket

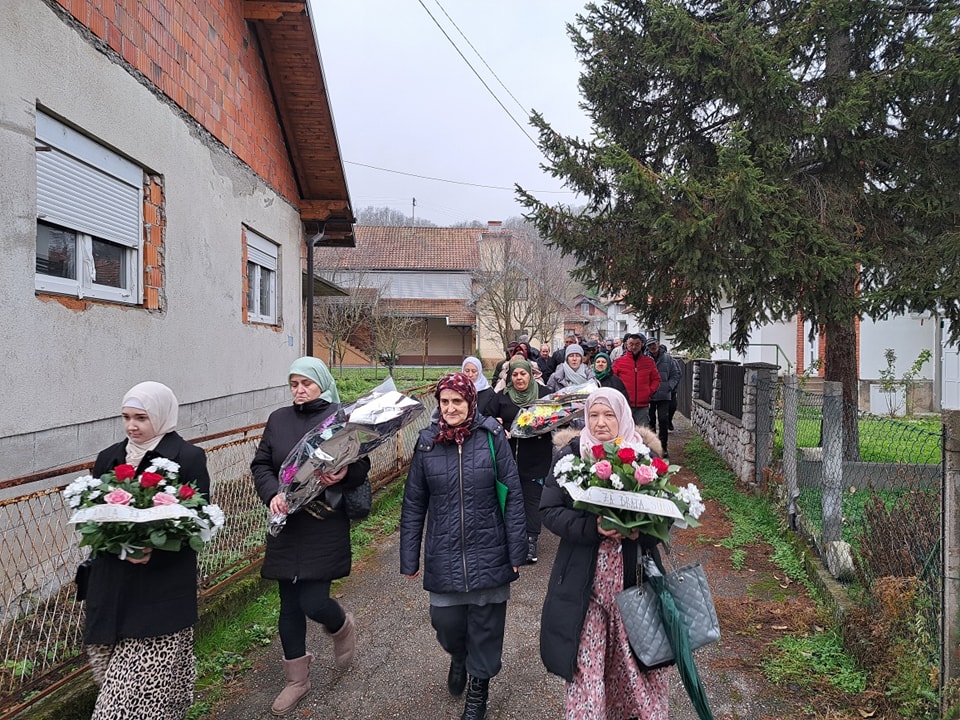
[612,352,661,408]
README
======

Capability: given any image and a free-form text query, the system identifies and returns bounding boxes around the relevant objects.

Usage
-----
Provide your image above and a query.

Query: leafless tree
[355,205,437,227]
[472,227,581,350]
[312,273,376,373]
[367,307,424,376]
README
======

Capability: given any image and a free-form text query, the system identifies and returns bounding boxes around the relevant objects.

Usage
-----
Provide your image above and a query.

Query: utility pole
[412,197,416,226]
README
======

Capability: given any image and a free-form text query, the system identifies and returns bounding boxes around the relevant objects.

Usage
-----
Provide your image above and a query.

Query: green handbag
[487,431,507,514]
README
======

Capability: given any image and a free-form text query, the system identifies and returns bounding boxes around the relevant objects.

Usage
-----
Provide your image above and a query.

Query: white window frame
[246,228,279,325]
[35,112,142,304]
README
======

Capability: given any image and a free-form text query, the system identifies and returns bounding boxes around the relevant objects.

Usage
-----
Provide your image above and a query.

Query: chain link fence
[0,384,437,717]
[776,378,943,676]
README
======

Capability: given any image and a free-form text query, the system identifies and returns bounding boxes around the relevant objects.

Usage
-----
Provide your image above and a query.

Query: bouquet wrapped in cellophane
[270,377,425,535]
[509,379,599,438]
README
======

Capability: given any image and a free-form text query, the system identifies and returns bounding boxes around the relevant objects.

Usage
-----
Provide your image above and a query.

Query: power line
[415,0,541,150]
[432,0,530,119]
[345,160,575,193]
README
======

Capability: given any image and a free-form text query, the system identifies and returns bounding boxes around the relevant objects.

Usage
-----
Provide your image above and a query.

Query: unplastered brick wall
[54,0,297,202]
[143,174,165,311]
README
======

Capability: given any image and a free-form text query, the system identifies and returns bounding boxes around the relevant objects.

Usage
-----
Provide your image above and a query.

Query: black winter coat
[251,397,370,582]
[597,372,629,401]
[488,385,554,482]
[400,416,527,592]
[83,432,209,645]
[539,437,661,681]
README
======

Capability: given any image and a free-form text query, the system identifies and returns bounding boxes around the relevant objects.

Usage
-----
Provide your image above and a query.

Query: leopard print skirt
[87,628,196,720]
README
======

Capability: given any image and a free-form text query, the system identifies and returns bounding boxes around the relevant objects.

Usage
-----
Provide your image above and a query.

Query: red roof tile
[378,298,475,326]
[313,226,483,271]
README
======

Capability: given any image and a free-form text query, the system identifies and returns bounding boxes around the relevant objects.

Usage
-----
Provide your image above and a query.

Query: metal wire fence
[776,380,943,668]
[0,384,437,716]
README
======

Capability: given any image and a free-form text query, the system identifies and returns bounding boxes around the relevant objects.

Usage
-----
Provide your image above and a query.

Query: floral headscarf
[593,351,613,381]
[579,387,644,460]
[434,372,477,445]
[505,358,539,407]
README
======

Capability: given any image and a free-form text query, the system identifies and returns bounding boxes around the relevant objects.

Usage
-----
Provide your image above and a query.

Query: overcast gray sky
[311,0,592,226]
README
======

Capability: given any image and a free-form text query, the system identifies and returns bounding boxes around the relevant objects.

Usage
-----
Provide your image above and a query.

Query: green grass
[329,366,458,401]
[683,436,809,586]
[187,478,407,719]
[761,631,867,694]
[774,411,941,464]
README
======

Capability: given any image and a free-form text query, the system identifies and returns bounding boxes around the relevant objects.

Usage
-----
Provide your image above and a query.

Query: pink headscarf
[578,387,643,460]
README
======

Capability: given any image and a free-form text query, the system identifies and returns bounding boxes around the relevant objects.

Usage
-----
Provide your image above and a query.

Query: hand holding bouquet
[271,377,425,535]
[63,458,224,560]
[553,439,704,543]
[510,379,599,438]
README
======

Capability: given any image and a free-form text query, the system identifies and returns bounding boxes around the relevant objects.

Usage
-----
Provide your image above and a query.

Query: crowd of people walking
[76,332,684,720]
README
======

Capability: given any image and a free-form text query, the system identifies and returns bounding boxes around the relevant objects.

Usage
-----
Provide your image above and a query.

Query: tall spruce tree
[520,0,959,457]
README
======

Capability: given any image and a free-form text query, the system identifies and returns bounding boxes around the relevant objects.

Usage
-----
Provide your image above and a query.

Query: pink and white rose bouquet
[63,458,224,559]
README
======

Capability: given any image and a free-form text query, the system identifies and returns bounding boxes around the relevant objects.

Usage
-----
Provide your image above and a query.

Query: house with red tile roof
[313,224,573,366]
[1,0,354,478]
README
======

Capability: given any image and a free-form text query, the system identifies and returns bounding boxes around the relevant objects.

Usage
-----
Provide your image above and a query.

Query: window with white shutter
[245,228,279,325]
[35,112,143,304]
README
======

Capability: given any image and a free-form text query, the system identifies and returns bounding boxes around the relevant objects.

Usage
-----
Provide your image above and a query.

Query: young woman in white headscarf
[251,357,370,716]
[539,387,668,720]
[489,357,553,564]
[461,356,494,417]
[84,381,210,720]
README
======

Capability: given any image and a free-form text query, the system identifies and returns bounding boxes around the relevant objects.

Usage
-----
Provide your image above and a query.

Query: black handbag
[74,559,92,602]
[324,480,372,520]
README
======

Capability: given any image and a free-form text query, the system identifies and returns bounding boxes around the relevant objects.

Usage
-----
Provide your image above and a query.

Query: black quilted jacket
[400,415,527,592]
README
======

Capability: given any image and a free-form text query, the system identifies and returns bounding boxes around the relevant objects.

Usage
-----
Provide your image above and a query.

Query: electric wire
[346,160,574,193]
[415,0,541,149]
[431,0,530,119]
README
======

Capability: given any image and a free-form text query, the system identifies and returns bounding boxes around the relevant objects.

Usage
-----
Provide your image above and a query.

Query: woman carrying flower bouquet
[401,372,527,720]
[540,387,669,720]
[489,357,553,564]
[461,355,495,417]
[251,357,371,716]
[84,381,210,720]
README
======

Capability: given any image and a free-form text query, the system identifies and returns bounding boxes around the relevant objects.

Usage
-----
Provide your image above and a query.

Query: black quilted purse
[325,480,372,520]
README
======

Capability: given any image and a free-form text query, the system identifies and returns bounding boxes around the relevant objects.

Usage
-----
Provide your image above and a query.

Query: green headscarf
[593,351,613,381]
[505,358,540,407]
[288,356,340,403]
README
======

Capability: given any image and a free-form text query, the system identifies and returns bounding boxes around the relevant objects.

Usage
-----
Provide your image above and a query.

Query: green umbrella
[647,563,716,720]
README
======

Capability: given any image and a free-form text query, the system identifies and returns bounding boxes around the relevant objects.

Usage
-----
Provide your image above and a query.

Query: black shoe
[461,676,488,720]
[526,536,538,564]
[447,655,467,697]
[668,422,675,431]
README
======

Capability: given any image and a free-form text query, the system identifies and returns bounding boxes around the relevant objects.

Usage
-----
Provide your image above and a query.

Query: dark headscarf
[593,351,613,381]
[434,372,477,445]
[505,358,539,407]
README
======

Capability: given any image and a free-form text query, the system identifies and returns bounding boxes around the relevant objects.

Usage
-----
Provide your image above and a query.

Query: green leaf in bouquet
[149,528,168,547]
[189,535,206,552]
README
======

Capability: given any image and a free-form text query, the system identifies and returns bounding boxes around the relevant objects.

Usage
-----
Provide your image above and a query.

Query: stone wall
[690,360,778,486]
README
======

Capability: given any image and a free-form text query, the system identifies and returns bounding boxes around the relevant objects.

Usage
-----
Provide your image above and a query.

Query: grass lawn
[774,409,941,464]
[330,365,459,402]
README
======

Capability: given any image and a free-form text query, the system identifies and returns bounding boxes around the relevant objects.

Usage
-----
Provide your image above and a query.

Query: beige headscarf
[121,381,179,466]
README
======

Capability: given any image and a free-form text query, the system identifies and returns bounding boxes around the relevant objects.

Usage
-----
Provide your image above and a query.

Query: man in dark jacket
[645,337,680,459]
[536,343,557,382]
[612,333,661,425]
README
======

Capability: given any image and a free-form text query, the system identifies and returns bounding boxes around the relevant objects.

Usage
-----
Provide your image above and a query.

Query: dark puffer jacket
[400,415,527,592]
[539,436,661,681]
[251,397,370,582]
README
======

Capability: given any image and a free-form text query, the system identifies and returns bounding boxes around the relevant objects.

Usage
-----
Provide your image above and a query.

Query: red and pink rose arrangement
[63,458,224,560]
[553,438,705,542]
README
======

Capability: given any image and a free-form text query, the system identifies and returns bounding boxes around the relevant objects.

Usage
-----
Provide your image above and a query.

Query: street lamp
[305,217,354,356]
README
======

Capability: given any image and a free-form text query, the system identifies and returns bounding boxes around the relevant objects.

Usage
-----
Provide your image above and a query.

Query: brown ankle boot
[329,612,356,669]
[270,653,312,716]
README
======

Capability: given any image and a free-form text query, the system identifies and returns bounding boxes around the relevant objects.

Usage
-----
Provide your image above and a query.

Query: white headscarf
[461,356,491,392]
[578,387,644,460]
[121,381,179,466]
